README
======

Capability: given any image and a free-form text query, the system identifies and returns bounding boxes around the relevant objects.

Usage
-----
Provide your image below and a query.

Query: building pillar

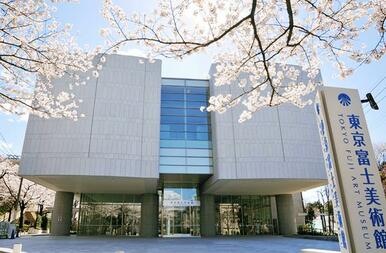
[276,194,297,235]
[51,192,74,236]
[200,194,216,237]
[140,193,158,237]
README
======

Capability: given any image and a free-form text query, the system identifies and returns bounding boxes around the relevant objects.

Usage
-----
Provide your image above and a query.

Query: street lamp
[361,93,379,110]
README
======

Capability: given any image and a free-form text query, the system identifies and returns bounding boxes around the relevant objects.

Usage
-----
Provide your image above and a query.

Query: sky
[0,0,385,203]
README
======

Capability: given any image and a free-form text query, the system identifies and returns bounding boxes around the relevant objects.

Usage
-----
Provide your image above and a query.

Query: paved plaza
[0,236,340,253]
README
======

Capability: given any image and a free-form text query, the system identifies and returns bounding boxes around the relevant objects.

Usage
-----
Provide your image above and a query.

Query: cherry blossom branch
[101,0,386,122]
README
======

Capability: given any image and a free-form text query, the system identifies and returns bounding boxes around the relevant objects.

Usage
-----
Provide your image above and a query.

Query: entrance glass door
[160,188,200,237]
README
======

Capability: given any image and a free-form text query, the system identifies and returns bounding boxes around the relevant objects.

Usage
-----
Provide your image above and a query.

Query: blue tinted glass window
[186,124,210,132]
[161,124,185,132]
[161,100,184,108]
[186,87,207,94]
[186,101,208,108]
[160,131,185,140]
[161,116,185,124]
[187,157,213,166]
[186,94,207,101]
[186,149,212,157]
[160,156,186,165]
[162,79,185,86]
[187,117,209,124]
[162,93,185,101]
[162,86,185,93]
[186,141,212,149]
[185,80,209,87]
[160,148,186,156]
[187,132,211,140]
[160,140,186,148]
[160,165,186,173]
[161,108,185,116]
[160,79,212,175]
[186,108,206,117]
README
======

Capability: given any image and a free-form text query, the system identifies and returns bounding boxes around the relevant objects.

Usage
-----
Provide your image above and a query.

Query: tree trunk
[321,214,326,232]
[18,205,25,229]
[8,208,12,222]
[332,216,335,233]
[328,215,332,234]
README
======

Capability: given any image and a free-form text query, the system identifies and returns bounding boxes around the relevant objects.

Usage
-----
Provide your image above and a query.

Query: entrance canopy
[24,175,158,194]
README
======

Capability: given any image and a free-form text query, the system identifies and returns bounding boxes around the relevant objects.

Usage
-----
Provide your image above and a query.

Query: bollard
[12,244,22,253]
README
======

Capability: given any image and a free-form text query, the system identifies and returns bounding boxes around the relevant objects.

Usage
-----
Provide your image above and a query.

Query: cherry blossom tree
[0,158,16,220]
[0,0,100,120]
[0,157,17,180]
[374,143,386,195]
[0,160,54,228]
[102,0,385,122]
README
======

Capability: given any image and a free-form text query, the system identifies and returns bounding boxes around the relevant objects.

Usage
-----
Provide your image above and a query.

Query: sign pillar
[315,87,386,252]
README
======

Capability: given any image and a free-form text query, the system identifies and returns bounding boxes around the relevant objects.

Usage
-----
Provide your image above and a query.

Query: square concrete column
[51,192,74,236]
[200,194,216,237]
[140,193,159,237]
[276,194,297,235]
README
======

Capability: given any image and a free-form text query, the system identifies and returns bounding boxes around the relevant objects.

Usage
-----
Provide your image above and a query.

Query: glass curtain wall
[160,78,213,174]
[78,194,141,236]
[215,195,273,235]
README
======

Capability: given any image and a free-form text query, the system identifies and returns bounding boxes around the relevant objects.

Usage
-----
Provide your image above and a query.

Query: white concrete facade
[202,65,326,195]
[19,55,327,237]
[20,55,161,194]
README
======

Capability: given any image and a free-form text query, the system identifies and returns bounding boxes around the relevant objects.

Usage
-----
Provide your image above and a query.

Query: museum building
[19,54,327,237]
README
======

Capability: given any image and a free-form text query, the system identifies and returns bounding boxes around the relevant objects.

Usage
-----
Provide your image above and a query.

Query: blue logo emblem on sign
[338,93,351,106]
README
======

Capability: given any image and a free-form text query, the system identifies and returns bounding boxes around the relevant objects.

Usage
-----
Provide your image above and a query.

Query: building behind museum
[19,55,327,237]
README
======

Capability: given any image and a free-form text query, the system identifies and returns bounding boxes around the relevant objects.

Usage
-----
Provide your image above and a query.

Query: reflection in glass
[161,100,185,108]
[186,101,208,108]
[161,93,185,101]
[215,195,274,235]
[162,78,185,86]
[186,94,208,101]
[161,188,200,237]
[186,125,211,133]
[78,194,141,236]
[186,117,209,124]
[160,131,185,140]
[162,86,185,93]
[186,87,207,94]
[160,79,213,174]
[185,79,209,87]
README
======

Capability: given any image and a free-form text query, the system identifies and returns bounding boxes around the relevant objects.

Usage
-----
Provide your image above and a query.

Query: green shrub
[22,224,29,232]
[297,224,327,236]
[41,215,48,230]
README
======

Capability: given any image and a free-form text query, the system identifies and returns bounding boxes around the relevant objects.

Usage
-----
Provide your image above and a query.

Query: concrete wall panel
[207,64,326,192]
[20,55,161,186]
